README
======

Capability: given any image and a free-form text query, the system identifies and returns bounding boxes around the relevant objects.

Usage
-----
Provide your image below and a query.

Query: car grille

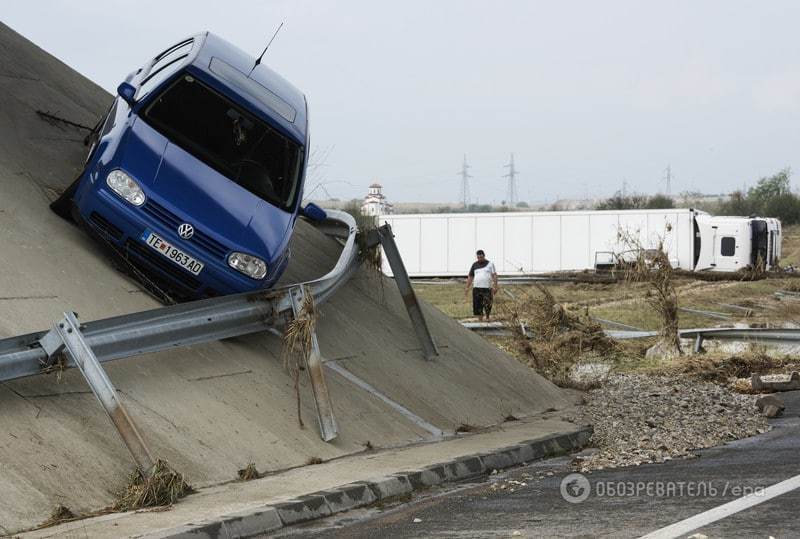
[124,239,202,290]
[89,211,123,241]
[141,199,230,259]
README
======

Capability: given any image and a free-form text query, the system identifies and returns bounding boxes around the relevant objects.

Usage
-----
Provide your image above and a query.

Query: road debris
[114,459,191,511]
[752,371,800,392]
[756,395,785,418]
[569,374,769,471]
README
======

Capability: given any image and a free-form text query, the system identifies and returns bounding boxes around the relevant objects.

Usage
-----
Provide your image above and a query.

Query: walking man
[465,249,498,321]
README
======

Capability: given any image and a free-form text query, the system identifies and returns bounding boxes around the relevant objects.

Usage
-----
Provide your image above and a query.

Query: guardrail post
[40,312,155,473]
[374,224,439,361]
[693,333,704,354]
[289,287,338,442]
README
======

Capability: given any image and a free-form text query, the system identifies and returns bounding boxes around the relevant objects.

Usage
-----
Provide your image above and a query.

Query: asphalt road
[274,391,800,538]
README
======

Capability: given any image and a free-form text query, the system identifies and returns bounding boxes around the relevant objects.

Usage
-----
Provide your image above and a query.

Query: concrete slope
[0,22,567,534]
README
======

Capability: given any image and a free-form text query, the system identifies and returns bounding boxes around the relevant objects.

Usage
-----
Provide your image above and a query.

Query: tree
[748,168,791,205]
[763,193,800,225]
[718,190,755,216]
[717,168,798,223]
[645,194,674,209]
[595,191,648,210]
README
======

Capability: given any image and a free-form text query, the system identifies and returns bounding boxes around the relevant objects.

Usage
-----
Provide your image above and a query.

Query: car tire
[51,104,109,221]
[49,175,81,220]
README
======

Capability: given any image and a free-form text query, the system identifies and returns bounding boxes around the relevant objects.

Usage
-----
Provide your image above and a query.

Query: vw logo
[178,223,194,239]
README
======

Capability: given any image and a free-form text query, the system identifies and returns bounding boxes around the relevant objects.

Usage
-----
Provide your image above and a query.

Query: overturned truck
[379,209,782,277]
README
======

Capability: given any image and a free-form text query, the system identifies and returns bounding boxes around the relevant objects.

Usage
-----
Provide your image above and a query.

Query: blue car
[53,32,315,302]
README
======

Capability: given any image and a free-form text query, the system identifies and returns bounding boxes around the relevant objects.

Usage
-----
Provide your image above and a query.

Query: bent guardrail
[0,210,359,465]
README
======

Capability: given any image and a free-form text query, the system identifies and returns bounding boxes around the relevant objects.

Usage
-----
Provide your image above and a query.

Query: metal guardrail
[606,326,800,354]
[678,327,800,343]
[680,327,800,353]
[0,210,360,465]
[465,321,800,350]
[0,211,444,471]
[370,224,438,360]
[0,209,359,381]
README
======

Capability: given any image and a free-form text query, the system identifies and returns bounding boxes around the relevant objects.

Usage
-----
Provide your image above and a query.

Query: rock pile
[569,374,770,471]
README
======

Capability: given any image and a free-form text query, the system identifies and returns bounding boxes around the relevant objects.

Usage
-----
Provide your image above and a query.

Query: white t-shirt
[470,260,496,289]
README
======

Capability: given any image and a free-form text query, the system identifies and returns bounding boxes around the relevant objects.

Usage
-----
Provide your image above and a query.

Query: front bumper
[75,183,287,302]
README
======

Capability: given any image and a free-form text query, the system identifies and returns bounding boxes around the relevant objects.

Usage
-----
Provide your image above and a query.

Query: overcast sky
[4,1,799,205]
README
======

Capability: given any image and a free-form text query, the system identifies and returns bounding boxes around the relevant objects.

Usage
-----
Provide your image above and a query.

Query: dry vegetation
[40,505,77,528]
[237,462,260,481]
[114,459,191,511]
[498,285,619,388]
[282,287,318,429]
[414,224,800,389]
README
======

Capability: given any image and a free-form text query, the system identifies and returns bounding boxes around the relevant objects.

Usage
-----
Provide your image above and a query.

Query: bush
[596,192,672,211]
[763,193,800,225]
[717,168,799,224]
[645,194,674,209]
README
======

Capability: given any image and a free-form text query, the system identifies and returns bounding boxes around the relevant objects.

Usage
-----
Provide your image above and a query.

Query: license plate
[140,231,205,275]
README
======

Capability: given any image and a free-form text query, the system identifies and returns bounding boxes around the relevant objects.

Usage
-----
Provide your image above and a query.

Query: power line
[459,155,472,207]
[503,153,518,206]
[664,164,672,196]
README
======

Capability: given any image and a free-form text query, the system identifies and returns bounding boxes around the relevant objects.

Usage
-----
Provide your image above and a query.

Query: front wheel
[49,175,81,220]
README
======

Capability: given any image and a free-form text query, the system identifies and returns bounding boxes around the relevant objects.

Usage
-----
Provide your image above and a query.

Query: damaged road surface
[282,391,800,539]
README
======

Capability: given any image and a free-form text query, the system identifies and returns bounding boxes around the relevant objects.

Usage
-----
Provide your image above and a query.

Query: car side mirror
[117,82,137,106]
[301,202,327,223]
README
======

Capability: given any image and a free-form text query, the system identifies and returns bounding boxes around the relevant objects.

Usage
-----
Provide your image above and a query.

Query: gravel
[568,374,770,471]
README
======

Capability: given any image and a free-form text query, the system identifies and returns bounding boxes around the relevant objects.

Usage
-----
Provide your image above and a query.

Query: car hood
[119,122,292,261]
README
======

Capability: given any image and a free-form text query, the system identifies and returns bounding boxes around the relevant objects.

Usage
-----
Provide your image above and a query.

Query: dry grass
[305,456,324,465]
[500,285,618,388]
[114,459,191,511]
[39,352,68,382]
[282,287,318,429]
[643,350,794,387]
[237,462,260,481]
[357,227,383,273]
[40,505,77,528]
[782,281,800,292]
[618,230,681,359]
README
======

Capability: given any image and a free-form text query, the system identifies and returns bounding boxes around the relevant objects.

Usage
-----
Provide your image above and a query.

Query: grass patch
[305,456,323,465]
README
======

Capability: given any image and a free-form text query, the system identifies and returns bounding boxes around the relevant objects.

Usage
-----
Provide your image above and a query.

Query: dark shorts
[472,287,493,316]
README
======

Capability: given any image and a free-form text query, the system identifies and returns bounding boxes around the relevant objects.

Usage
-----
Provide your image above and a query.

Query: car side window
[138,38,194,98]
[720,236,736,256]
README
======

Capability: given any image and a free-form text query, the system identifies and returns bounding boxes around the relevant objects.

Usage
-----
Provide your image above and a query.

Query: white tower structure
[361,182,394,216]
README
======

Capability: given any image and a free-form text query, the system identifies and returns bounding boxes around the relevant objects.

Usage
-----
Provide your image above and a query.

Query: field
[414,225,800,332]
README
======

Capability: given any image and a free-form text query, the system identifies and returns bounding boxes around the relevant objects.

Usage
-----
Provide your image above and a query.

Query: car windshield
[143,73,303,211]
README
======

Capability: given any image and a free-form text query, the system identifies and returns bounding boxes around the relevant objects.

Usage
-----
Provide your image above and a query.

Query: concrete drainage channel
[147,427,592,538]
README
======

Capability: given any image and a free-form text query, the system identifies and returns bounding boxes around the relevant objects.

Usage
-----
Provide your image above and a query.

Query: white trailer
[378,209,781,277]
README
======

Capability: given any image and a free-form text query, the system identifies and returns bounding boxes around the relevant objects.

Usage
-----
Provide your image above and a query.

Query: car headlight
[228,252,268,279]
[106,169,145,206]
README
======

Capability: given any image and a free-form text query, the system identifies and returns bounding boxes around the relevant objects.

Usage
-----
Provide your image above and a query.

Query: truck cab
[694,215,782,272]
